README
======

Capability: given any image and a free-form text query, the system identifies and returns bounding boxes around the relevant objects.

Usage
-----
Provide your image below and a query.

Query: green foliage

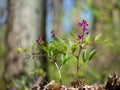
[103,39,113,47]
[16,47,23,52]
[88,49,96,60]
[7,75,29,90]
[61,53,69,65]
[85,34,91,44]
[31,68,44,75]
[94,33,102,42]
[82,49,96,63]
[25,19,113,85]
[26,29,109,84]
[69,39,77,54]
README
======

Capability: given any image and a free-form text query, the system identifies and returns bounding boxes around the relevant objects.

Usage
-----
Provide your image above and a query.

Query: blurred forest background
[0,0,120,90]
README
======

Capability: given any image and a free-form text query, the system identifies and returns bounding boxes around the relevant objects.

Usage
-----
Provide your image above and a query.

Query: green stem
[58,69,62,85]
[76,32,85,77]
[76,45,82,78]
[55,62,62,85]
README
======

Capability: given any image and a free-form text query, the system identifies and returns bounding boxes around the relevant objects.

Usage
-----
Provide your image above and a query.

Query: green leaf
[85,34,91,44]
[69,32,75,39]
[61,54,65,65]
[15,47,23,52]
[71,45,77,54]
[95,33,102,42]
[50,51,54,57]
[88,49,96,61]
[32,41,36,45]
[103,39,113,47]
[69,39,77,54]
[69,39,73,46]
[23,47,29,53]
[31,69,44,75]
[82,49,97,63]
[61,53,69,65]
[65,53,69,58]
[82,50,87,63]
[59,38,67,51]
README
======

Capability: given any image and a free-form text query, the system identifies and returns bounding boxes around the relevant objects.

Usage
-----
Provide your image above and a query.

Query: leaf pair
[69,39,77,54]
[61,53,69,65]
[82,49,96,63]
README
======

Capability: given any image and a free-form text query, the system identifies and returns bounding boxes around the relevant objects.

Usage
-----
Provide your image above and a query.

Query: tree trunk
[4,0,47,87]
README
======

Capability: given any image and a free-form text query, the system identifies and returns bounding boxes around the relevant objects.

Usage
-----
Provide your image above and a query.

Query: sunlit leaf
[16,47,23,52]
[61,54,65,65]
[23,48,29,53]
[103,39,113,47]
[85,34,91,44]
[71,45,77,54]
[61,53,69,65]
[59,37,67,51]
[32,41,36,45]
[31,69,44,75]
[95,33,102,42]
[69,32,75,39]
[69,39,77,54]
[50,51,54,57]
[82,50,87,63]
[88,49,96,61]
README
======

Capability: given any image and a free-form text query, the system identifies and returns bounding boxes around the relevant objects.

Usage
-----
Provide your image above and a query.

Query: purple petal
[82,20,87,24]
[85,30,89,34]
[82,27,87,32]
[36,39,40,43]
[86,23,88,26]
[52,34,55,38]
[51,30,54,33]
[36,37,42,43]
[77,34,83,40]
[51,30,55,38]
[78,22,83,27]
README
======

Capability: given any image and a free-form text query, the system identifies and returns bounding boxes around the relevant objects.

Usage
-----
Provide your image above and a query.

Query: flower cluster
[51,30,55,38]
[77,34,84,40]
[78,20,89,34]
[77,20,89,40]
[36,37,42,44]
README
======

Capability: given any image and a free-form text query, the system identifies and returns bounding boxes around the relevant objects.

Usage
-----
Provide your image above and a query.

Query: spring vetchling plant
[24,20,112,85]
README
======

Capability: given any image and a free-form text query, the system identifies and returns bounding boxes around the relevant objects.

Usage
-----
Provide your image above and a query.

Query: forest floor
[30,74,120,90]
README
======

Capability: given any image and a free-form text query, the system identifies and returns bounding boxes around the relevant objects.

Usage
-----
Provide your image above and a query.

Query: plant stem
[76,32,84,78]
[58,69,62,85]
[55,62,62,85]
[76,45,82,78]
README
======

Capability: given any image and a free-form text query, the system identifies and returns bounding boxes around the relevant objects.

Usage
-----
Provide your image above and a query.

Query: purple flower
[36,37,42,44]
[78,19,89,34]
[82,20,86,24]
[78,22,83,27]
[82,27,89,34]
[82,27,87,32]
[77,34,84,40]
[84,30,89,34]
[51,30,55,38]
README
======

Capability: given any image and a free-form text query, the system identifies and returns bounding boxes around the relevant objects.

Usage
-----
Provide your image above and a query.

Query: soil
[30,74,120,90]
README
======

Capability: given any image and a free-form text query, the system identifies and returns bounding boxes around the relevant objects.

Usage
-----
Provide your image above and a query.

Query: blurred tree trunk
[3,0,47,88]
